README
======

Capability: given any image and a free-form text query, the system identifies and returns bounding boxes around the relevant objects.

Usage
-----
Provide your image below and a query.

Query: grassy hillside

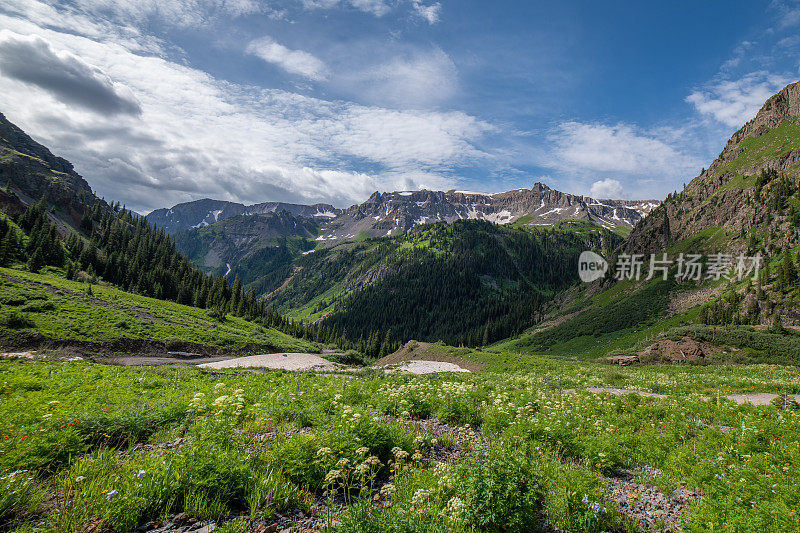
[271,219,622,347]
[0,266,317,354]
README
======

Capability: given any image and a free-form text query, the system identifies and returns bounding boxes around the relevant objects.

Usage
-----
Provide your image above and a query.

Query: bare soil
[376,341,483,372]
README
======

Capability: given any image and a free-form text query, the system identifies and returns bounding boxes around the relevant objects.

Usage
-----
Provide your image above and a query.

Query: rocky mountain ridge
[150,183,658,241]
[623,79,800,256]
[0,112,101,228]
[147,199,340,235]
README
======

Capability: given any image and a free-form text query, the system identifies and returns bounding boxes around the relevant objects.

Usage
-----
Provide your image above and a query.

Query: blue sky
[0,0,799,212]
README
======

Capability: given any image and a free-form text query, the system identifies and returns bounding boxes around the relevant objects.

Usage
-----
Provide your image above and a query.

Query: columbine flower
[136,470,146,479]
[581,494,589,504]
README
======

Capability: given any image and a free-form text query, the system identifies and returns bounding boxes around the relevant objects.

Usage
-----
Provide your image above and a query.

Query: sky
[1,1,799,213]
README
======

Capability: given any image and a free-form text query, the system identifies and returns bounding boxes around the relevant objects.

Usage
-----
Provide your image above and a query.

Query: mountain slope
[496,79,800,361]
[0,112,100,229]
[269,219,622,347]
[624,80,800,256]
[173,210,319,291]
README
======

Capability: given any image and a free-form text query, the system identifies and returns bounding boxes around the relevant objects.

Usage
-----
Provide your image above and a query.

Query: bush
[454,448,544,531]
[207,307,227,321]
[19,299,55,313]
[0,311,34,329]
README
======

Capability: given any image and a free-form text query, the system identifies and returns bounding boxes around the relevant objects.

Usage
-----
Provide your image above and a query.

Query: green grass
[2,357,800,532]
[716,118,800,177]
[0,266,317,353]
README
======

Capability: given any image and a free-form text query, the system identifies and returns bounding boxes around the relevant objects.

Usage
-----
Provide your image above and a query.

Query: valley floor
[1,352,799,533]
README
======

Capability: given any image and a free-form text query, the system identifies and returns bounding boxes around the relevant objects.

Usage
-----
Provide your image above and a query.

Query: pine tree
[27,246,44,273]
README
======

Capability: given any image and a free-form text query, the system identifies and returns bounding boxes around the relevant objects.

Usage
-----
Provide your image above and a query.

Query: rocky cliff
[0,112,100,227]
[623,80,800,256]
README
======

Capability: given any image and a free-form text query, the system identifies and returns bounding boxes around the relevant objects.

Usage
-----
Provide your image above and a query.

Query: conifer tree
[27,246,44,273]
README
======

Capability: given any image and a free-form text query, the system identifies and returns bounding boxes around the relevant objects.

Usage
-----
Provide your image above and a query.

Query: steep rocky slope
[500,79,800,359]
[0,112,101,227]
[623,80,800,256]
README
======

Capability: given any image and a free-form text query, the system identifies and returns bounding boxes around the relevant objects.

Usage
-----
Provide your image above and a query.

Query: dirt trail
[566,387,800,406]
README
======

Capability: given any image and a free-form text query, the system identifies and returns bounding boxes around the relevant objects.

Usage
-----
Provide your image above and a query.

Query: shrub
[453,448,544,531]
[0,311,34,329]
[19,300,55,313]
[207,307,227,321]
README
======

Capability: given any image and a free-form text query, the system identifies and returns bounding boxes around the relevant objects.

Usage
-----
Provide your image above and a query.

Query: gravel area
[603,466,703,532]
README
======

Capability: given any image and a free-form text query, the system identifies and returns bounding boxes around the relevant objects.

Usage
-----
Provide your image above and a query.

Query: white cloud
[300,0,390,17]
[349,0,391,17]
[56,0,265,28]
[335,46,458,108]
[686,71,795,127]
[0,6,488,213]
[0,31,141,115]
[245,36,328,81]
[548,121,701,176]
[589,178,622,199]
[411,0,441,24]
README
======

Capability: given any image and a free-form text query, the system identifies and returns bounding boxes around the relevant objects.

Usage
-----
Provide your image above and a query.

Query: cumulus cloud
[0,30,141,116]
[246,36,328,81]
[411,0,441,24]
[590,178,623,199]
[686,71,795,127]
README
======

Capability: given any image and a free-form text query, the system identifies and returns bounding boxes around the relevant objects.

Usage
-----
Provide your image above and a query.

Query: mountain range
[148,184,658,240]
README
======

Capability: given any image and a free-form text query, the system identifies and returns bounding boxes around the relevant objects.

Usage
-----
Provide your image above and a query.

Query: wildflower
[75,476,85,483]
[355,446,369,456]
[380,483,396,498]
[581,494,589,504]
[324,470,341,484]
[316,447,333,458]
[214,383,225,390]
[136,470,146,479]
[591,502,600,513]
[106,489,118,501]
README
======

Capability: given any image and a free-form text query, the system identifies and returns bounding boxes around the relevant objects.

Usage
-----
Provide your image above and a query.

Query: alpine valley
[4,61,800,533]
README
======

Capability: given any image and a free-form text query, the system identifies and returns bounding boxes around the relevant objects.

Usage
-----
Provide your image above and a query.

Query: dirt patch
[381,360,471,374]
[377,341,484,372]
[668,285,720,316]
[637,337,718,363]
[198,353,344,371]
